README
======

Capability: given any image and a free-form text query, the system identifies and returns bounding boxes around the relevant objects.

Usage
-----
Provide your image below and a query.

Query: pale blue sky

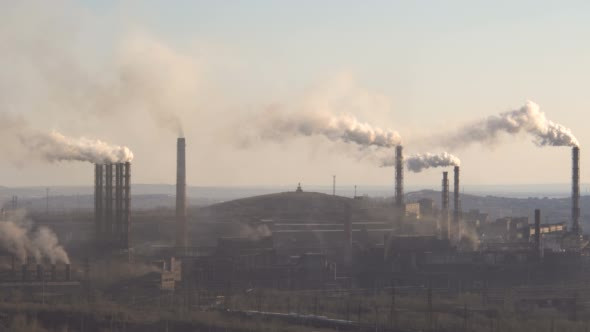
[1,0,589,188]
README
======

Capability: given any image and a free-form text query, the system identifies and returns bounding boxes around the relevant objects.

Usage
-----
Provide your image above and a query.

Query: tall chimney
[534,209,542,260]
[105,164,113,242]
[394,145,404,208]
[94,164,104,245]
[123,162,131,249]
[176,138,187,248]
[572,146,581,235]
[115,163,123,238]
[453,166,461,240]
[441,171,450,240]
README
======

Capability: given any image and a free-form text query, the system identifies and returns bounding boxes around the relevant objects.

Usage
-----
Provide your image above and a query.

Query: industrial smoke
[0,112,133,164]
[0,220,69,264]
[440,101,579,149]
[257,110,401,149]
[24,131,134,164]
[383,152,461,172]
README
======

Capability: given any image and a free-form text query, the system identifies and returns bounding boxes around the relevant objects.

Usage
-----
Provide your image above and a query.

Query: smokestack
[115,163,123,238]
[453,166,461,240]
[94,164,104,245]
[441,172,450,240]
[123,162,131,249]
[65,264,71,281]
[21,264,27,282]
[105,164,113,242]
[176,137,187,248]
[534,209,542,260]
[394,145,404,208]
[572,146,581,235]
[51,264,56,282]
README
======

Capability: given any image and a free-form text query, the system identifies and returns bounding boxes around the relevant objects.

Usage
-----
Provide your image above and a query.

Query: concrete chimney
[105,164,113,240]
[176,138,187,248]
[394,145,404,208]
[572,146,581,235]
[441,171,450,240]
[453,166,461,240]
[94,164,104,245]
[115,163,123,237]
[534,209,542,260]
[123,162,131,249]
[51,264,56,282]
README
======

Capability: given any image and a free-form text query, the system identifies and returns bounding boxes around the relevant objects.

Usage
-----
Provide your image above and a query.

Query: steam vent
[94,162,131,249]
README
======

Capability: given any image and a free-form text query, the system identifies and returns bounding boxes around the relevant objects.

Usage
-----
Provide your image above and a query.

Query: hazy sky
[1,0,589,189]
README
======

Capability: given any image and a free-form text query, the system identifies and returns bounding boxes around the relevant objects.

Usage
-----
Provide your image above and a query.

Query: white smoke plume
[0,112,133,164]
[255,109,401,149]
[439,101,579,148]
[0,220,69,264]
[404,152,461,173]
[22,130,134,164]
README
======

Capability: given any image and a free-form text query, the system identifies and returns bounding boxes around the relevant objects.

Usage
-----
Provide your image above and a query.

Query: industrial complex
[0,133,588,331]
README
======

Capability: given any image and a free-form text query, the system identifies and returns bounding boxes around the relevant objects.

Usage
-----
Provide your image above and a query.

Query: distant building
[152,257,182,291]
[405,202,420,219]
[464,209,488,226]
[418,198,433,217]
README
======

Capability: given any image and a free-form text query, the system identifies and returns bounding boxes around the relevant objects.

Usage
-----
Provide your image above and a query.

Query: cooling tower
[176,137,187,248]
